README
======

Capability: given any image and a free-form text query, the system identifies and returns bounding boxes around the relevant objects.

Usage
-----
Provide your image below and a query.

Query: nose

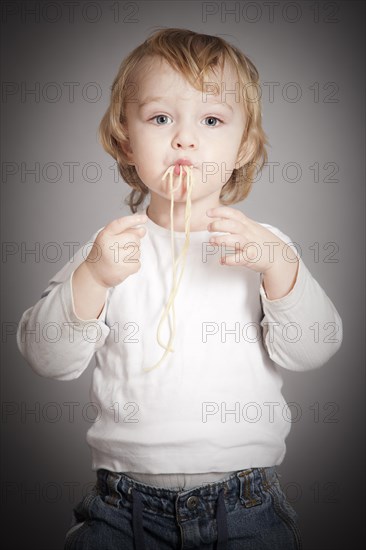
[172,122,198,150]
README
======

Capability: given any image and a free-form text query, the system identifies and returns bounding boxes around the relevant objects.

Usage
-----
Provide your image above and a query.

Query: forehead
[133,56,240,103]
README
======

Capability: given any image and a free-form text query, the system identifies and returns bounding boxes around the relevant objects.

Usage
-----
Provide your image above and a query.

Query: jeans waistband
[95,466,278,550]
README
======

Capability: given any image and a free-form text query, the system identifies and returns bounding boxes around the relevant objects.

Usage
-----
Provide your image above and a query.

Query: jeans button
[186,496,199,510]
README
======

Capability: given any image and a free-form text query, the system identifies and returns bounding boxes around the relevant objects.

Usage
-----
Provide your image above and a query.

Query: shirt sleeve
[16,226,110,381]
[258,223,343,372]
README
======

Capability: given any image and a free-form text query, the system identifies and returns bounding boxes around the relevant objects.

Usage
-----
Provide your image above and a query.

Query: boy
[17,28,342,549]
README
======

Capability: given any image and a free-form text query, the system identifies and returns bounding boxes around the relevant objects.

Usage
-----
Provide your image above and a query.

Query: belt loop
[104,471,124,508]
[260,467,270,490]
[237,469,262,508]
[260,466,276,491]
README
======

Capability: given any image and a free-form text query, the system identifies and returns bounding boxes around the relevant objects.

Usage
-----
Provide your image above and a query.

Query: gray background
[1,1,365,548]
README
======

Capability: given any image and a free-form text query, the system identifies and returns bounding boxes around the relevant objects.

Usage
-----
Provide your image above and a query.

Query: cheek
[131,125,162,154]
[132,145,160,181]
[221,130,243,156]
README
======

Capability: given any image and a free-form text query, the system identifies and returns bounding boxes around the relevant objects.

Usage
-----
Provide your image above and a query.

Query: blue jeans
[64,466,302,550]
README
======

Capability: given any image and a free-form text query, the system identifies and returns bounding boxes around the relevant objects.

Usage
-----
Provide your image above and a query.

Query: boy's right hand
[84,213,148,289]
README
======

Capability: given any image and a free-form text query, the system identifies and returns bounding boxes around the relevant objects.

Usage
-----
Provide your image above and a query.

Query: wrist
[75,261,110,291]
[262,257,299,300]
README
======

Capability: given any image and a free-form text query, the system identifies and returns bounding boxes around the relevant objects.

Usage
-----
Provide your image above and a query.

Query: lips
[173,158,194,176]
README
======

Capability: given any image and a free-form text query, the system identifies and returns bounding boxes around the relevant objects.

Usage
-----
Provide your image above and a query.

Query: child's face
[123,56,246,204]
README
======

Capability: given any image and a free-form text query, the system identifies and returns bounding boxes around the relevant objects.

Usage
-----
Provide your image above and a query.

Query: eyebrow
[209,99,233,112]
[138,96,165,110]
[138,96,233,112]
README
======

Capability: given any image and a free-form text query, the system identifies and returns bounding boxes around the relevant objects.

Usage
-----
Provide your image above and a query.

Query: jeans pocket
[268,477,302,550]
[64,489,98,549]
[64,518,90,550]
[64,518,86,542]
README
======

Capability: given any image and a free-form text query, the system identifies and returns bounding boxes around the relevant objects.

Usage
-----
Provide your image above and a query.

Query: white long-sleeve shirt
[17,209,343,473]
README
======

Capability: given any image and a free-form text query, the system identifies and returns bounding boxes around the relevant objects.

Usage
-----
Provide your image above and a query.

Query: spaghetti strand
[143,164,194,373]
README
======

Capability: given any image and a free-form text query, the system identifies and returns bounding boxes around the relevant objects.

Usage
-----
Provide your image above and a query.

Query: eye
[202,116,223,127]
[150,115,172,125]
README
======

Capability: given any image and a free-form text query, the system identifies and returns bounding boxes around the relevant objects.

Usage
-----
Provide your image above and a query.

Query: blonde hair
[98,27,269,212]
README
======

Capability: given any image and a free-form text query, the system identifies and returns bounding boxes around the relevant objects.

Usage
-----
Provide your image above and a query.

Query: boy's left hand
[207,206,297,274]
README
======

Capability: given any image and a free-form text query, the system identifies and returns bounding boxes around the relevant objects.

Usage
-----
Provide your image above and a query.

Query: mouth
[173,160,194,176]
[162,162,195,196]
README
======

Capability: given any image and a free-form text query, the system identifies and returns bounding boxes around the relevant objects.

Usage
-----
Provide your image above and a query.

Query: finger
[209,234,244,248]
[220,253,246,267]
[115,228,145,246]
[207,206,246,222]
[110,227,148,253]
[104,214,148,236]
[208,217,243,234]
[127,226,147,234]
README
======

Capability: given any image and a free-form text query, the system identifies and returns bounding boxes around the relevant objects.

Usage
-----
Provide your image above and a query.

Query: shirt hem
[89,448,286,474]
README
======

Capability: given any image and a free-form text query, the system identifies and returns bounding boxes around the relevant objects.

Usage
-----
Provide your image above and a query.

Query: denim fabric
[64,466,302,550]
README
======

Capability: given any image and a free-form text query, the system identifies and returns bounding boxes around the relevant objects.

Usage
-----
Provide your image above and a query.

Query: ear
[121,139,135,165]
